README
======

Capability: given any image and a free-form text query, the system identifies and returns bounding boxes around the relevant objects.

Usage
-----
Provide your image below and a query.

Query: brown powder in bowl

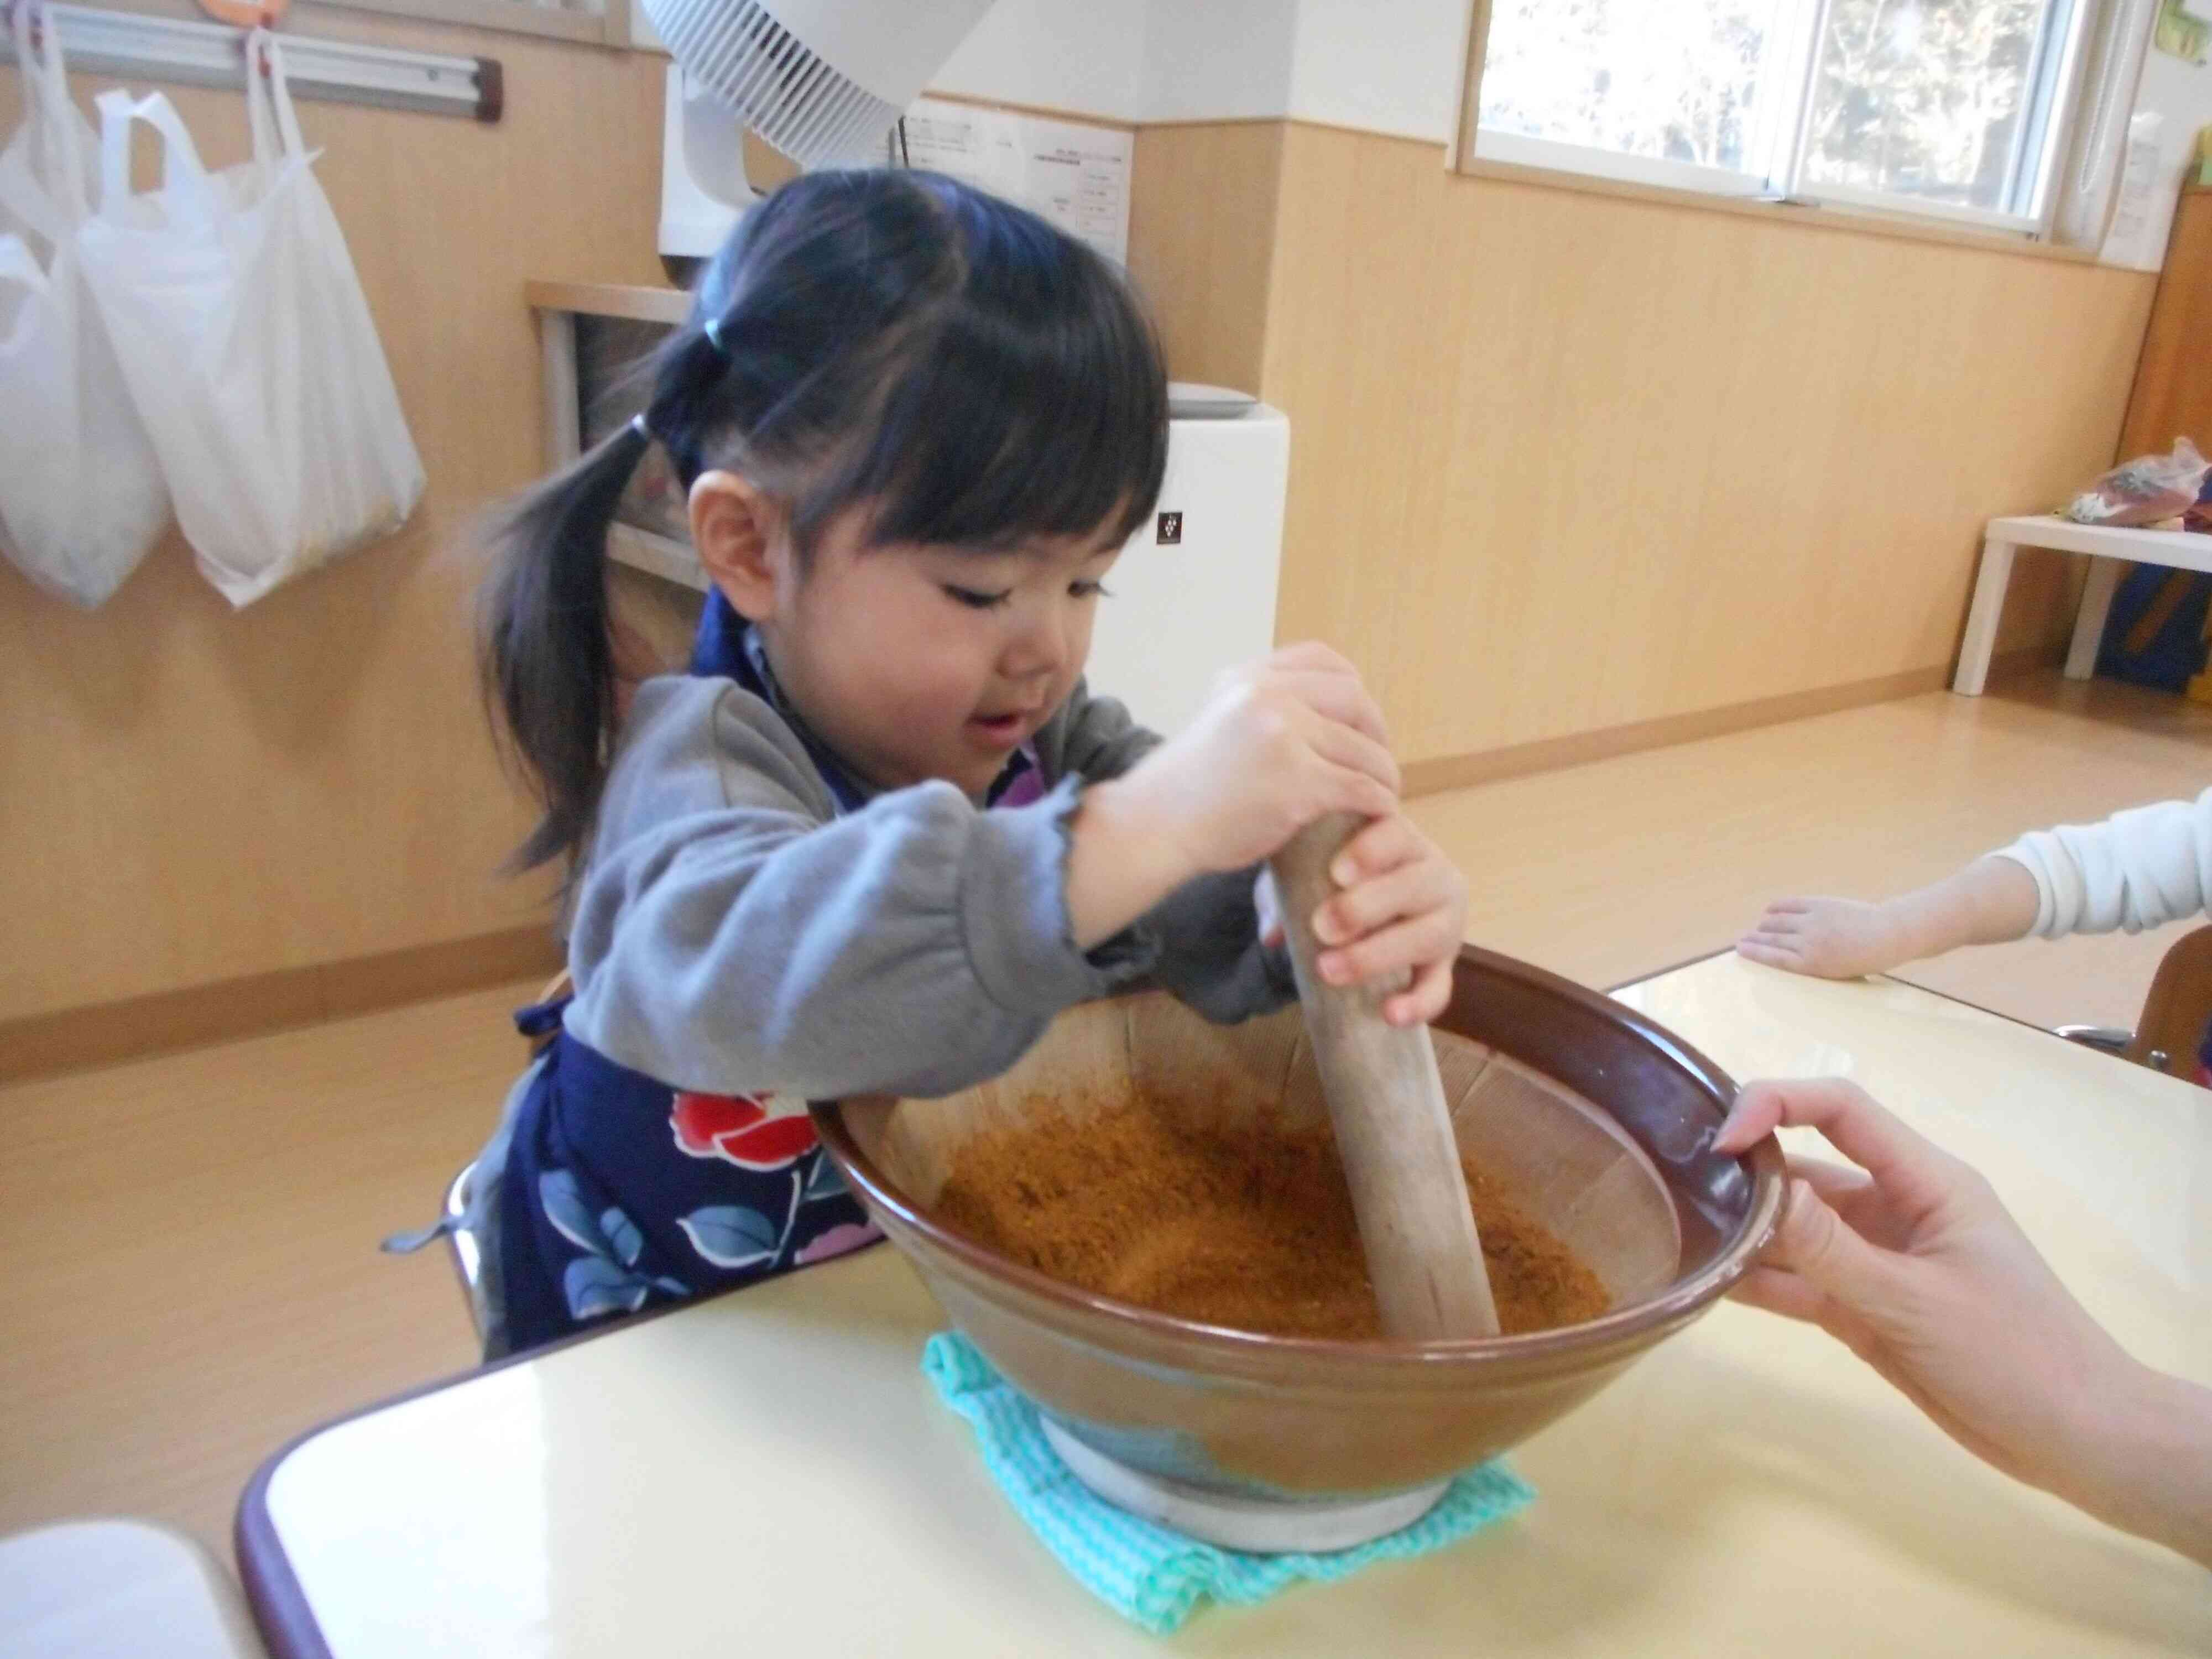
[931,1097,1610,1339]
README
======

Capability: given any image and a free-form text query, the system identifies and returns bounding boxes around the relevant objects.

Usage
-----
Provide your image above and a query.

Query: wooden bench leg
[1953,536,2017,695]
[2065,557,2124,681]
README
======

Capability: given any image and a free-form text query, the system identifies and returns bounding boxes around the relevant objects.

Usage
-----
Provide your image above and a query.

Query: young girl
[469,170,1470,1357]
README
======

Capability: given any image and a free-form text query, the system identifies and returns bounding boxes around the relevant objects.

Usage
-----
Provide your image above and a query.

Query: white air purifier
[1082,387,1290,736]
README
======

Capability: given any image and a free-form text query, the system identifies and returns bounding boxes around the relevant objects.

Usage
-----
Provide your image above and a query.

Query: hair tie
[703,315,729,357]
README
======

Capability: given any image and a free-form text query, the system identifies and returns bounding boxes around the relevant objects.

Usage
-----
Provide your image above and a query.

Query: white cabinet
[1083,391,1288,735]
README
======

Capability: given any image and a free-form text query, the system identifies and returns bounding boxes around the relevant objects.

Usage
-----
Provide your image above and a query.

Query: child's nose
[1003,608,1069,681]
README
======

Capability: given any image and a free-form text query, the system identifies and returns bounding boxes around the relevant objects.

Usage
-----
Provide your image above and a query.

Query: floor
[1417,669,2207,1032]
[2,667,2204,1563]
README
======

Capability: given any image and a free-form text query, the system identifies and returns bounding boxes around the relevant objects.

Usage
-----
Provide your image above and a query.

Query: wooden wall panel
[2119,187,2212,460]
[0,11,669,1024]
[1127,121,1283,394]
[1251,124,2157,764]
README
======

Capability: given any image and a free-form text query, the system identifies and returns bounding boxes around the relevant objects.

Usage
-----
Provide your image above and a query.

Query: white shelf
[609,524,707,592]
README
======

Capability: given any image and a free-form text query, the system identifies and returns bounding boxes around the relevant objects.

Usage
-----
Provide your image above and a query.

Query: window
[1464,0,2102,234]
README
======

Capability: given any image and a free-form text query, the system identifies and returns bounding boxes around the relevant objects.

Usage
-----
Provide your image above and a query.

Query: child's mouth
[968,710,1030,744]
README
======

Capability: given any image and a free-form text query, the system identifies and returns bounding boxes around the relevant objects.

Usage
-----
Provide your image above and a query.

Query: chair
[2057,925,2212,1081]
[2124,924,2212,1078]
[392,968,574,1345]
[441,1160,489,1343]
[454,967,573,1334]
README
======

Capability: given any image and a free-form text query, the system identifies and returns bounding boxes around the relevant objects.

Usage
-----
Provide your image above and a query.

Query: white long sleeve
[1990,787,2212,939]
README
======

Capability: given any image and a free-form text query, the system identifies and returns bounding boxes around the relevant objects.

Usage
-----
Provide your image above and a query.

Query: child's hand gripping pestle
[1269,813,1501,1339]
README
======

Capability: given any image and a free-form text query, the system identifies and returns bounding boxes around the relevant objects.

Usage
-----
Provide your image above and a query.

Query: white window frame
[1455,0,2136,244]
[1472,129,1776,197]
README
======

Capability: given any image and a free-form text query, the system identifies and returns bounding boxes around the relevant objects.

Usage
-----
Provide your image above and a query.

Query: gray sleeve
[1044,680,1297,1025]
[564,682,1155,1099]
[1138,867,1297,1022]
[1041,676,1163,781]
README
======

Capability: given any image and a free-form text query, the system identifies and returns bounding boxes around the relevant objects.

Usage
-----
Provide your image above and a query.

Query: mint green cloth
[922,1331,1535,1634]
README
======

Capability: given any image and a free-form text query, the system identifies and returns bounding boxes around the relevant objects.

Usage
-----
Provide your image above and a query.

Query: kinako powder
[931,1095,1611,1340]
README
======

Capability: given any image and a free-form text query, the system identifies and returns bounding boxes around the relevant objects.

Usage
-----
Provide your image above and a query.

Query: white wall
[1143,0,1297,124]
[933,0,1470,136]
[932,0,1307,127]
[931,0,1150,121]
[1286,0,1464,141]
[2114,45,2212,267]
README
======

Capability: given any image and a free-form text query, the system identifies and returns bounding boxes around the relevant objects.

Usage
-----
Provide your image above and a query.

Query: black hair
[479,169,1170,873]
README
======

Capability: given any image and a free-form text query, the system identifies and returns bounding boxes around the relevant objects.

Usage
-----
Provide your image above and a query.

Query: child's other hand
[1737,896,1912,979]
[1306,815,1468,1026]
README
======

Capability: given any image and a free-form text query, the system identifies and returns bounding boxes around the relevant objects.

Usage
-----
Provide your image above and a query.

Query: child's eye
[1070,580,1112,600]
[945,585,1011,611]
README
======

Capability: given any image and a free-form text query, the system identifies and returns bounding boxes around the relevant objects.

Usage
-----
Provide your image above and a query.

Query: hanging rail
[1,1,502,121]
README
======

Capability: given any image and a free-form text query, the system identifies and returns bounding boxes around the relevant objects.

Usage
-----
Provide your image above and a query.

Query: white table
[236,956,2212,1657]
[1953,514,2212,695]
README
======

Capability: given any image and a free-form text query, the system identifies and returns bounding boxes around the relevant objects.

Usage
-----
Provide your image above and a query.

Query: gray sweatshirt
[562,672,1294,1099]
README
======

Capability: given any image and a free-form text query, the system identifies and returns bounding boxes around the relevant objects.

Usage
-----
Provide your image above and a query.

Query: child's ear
[690,471,786,622]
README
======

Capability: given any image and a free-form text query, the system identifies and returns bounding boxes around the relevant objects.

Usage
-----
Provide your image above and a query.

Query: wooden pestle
[1269,813,1501,1340]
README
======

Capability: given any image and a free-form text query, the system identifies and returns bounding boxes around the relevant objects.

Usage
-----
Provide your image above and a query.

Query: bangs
[795,180,1168,557]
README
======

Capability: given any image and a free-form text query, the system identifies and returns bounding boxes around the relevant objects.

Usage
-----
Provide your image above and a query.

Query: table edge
[1601,945,1732,995]
[1879,968,2088,1045]
[236,1453,336,1659]
[1613,947,2081,1048]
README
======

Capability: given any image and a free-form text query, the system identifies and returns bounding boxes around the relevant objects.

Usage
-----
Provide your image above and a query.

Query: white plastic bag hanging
[79,32,425,608]
[0,3,93,262]
[0,4,171,608]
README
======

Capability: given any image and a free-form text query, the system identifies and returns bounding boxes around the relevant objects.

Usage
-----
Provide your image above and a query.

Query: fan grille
[645,0,898,167]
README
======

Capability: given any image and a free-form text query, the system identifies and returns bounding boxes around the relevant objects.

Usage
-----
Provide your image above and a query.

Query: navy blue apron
[495,594,1040,1353]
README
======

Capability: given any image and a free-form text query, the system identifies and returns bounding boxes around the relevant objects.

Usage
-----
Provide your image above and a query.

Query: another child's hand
[1738,896,1913,979]
[1305,814,1469,1025]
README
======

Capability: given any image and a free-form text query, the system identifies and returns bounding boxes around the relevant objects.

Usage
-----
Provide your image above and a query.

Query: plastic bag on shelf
[2065,439,2210,529]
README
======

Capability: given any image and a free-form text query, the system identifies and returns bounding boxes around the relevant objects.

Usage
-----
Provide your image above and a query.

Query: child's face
[764,509,1125,800]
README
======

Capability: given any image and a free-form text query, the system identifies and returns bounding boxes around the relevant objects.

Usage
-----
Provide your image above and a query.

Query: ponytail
[478,418,653,873]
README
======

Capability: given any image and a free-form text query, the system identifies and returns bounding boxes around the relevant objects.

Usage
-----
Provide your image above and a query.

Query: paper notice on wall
[2101,112,2171,271]
[902,97,1133,266]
